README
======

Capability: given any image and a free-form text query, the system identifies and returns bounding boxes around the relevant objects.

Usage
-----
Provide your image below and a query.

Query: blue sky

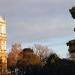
[0,0,75,58]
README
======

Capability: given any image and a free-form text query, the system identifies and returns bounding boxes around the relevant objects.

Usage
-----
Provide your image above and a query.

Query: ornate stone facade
[0,17,7,72]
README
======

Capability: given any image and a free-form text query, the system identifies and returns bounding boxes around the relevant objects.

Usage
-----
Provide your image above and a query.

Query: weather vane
[69,7,75,31]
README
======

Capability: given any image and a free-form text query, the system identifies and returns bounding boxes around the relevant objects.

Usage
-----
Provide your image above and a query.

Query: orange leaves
[17,48,42,67]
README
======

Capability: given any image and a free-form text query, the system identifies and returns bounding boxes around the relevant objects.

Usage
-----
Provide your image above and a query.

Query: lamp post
[69,7,75,31]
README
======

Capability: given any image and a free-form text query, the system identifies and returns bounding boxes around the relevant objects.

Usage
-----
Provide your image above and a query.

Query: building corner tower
[0,17,7,72]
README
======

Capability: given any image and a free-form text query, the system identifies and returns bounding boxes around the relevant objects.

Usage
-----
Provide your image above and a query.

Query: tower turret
[0,17,7,72]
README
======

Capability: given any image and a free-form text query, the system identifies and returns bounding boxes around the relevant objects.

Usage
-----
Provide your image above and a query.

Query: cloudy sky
[0,0,75,58]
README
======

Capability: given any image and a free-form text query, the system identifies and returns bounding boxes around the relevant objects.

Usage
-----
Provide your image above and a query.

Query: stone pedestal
[67,40,75,61]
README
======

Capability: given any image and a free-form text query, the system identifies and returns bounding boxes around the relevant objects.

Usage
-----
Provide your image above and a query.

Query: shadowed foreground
[7,48,75,75]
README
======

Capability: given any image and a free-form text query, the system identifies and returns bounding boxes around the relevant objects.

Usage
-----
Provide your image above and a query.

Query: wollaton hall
[0,17,7,72]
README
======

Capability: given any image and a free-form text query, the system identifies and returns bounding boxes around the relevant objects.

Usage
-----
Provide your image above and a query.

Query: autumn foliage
[7,44,75,75]
[17,48,42,68]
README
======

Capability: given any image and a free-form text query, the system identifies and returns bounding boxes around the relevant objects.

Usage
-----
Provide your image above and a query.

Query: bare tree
[33,44,53,62]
